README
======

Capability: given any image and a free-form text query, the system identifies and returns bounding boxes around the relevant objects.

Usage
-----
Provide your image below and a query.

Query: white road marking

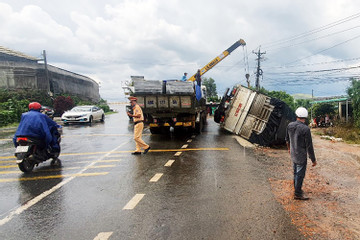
[181,144,188,149]
[0,141,130,226]
[164,160,175,167]
[149,173,163,182]
[187,139,192,143]
[93,232,113,240]
[174,152,182,156]
[123,194,145,210]
[191,135,196,139]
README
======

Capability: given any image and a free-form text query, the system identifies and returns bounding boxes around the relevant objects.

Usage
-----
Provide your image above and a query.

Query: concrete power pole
[253,48,266,91]
[42,50,52,96]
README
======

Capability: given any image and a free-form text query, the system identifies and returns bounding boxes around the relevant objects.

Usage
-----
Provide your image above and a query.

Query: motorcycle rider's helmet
[295,107,308,118]
[29,102,42,111]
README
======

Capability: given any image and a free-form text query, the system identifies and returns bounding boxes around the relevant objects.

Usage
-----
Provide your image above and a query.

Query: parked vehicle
[132,80,207,134]
[215,85,296,146]
[14,127,62,173]
[61,105,105,125]
[41,106,54,119]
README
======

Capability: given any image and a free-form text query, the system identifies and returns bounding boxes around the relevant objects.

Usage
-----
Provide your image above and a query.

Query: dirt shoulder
[254,129,360,239]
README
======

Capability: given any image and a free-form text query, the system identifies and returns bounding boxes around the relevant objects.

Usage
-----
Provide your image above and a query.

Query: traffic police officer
[127,97,151,155]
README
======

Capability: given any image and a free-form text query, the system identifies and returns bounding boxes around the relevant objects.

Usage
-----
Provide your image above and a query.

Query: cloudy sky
[1,0,360,101]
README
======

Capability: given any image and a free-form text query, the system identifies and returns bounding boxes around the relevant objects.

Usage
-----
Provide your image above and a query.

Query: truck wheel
[161,127,170,134]
[195,120,203,134]
[173,127,182,135]
[150,127,161,134]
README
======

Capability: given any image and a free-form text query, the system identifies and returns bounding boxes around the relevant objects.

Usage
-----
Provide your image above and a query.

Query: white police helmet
[295,107,308,118]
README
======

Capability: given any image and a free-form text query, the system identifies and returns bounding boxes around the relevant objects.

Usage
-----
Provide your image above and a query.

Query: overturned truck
[214,85,296,146]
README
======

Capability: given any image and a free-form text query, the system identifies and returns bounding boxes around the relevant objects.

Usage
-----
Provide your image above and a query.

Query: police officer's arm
[128,106,141,118]
[305,128,317,166]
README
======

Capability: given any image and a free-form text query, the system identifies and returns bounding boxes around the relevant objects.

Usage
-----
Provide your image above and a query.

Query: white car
[61,105,105,125]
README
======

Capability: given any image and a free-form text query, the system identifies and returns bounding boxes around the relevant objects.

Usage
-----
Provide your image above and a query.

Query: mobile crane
[187,39,246,82]
[127,39,247,134]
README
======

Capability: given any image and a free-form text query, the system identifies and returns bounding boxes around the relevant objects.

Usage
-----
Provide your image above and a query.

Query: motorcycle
[14,127,62,173]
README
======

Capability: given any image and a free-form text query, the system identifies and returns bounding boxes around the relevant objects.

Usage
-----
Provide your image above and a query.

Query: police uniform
[129,97,150,154]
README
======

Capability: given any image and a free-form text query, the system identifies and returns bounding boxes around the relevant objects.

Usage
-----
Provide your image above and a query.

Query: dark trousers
[293,163,307,196]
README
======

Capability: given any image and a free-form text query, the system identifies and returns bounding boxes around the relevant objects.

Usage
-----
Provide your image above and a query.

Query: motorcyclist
[13,102,61,156]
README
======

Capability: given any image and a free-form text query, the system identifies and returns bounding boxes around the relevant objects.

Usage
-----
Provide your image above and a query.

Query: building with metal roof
[0,46,100,102]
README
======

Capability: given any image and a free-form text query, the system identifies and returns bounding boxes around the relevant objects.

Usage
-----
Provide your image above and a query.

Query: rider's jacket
[13,110,59,148]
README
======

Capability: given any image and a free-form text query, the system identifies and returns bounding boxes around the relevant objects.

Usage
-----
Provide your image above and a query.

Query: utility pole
[253,47,266,91]
[311,89,314,120]
[42,50,52,96]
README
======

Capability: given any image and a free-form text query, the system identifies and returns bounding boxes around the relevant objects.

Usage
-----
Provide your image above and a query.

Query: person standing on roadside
[127,97,151,155]
[286,107,317,200]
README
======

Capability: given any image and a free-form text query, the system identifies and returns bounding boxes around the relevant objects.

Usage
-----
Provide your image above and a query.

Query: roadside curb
[233,136,255,149]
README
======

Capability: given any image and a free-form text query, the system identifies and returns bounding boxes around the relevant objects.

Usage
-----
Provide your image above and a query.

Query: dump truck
[130,79,207,134]
[214,85,296,146]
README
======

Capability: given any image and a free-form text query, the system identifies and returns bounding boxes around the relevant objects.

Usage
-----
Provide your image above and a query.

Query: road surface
[0,105,303,240]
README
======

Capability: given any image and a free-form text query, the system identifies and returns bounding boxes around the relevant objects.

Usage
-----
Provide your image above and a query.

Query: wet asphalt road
[0,105,303,240]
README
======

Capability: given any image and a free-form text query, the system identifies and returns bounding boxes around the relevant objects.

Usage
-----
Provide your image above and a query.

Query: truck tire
[150,127,161,134]
[161,127,170,134]
[195,120,203,134]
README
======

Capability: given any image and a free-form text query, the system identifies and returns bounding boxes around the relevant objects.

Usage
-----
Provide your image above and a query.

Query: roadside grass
[315,124,360,144]
[105,110,118,115]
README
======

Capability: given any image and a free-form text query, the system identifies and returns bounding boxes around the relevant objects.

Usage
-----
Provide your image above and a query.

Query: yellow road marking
[0,148,229,160]
[0,160,16,163]
[62,133,151,138]
[0,165,115,175]
[0,172,109,183]
[0,165,17,169]
[0,160,121,169]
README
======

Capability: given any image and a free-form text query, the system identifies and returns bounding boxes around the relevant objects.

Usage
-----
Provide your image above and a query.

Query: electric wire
[262,12,360,48]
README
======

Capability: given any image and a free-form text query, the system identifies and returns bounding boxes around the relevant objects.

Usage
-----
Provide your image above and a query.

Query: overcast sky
[1,0,360,101]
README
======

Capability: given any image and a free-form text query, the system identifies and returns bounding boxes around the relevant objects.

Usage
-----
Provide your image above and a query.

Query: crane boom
[188,39,246,82]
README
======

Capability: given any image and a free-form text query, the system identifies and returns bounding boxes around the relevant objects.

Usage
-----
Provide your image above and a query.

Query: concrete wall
[0,61,100,102]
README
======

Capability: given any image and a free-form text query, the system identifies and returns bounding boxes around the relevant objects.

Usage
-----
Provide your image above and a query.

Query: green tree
[295,99,311,110]
[312,103,336,117]
[257,87,295,110]
[347,78,360,127]
[202,77,217,99]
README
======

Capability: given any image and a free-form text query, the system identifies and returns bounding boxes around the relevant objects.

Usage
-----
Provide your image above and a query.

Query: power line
[266,25,360,52]
[262,12,360,48]
[266,65,360,75]
[262,56,360,70]
[285,33,360,65]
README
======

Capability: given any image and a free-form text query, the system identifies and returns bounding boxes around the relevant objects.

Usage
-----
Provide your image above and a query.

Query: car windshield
[70,107,92,112]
